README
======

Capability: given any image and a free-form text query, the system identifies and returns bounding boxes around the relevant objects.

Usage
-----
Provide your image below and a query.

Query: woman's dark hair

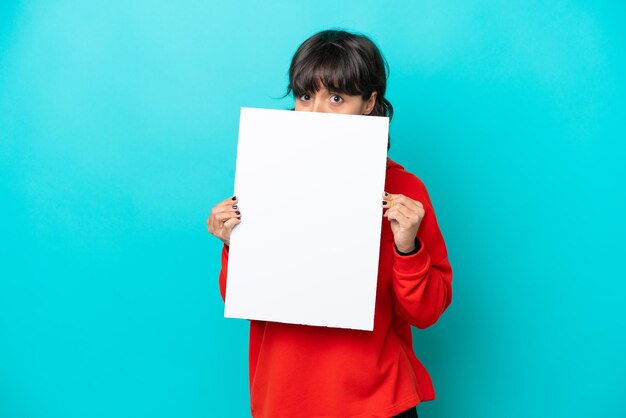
[285,29,394,150]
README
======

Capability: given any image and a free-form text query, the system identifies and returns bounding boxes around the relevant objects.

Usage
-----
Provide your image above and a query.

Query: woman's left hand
[382,191,425,253]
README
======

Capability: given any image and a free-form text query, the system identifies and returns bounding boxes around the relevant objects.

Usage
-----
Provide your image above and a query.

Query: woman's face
[294,84,377,115]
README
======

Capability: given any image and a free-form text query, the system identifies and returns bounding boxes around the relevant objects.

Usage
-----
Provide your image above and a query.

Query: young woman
[207,29,453,418]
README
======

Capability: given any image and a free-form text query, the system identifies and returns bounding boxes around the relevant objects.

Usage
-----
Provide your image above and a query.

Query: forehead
[291,58,363,96]
[303,83,363,98]
[312,79,336,92]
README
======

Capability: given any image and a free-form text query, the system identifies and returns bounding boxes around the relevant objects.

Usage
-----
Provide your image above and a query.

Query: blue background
[1,1,625,417]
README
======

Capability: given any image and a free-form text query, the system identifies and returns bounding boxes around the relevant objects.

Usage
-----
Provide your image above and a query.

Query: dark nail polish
[232,205,238,209]
[231,196,237,201]
[235,211,240,215]
[237,216,241,219]
[382,200,387,205]
[384,192,389,197]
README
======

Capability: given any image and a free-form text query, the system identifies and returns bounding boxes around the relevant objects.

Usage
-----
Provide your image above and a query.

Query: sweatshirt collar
[386,157,404,170]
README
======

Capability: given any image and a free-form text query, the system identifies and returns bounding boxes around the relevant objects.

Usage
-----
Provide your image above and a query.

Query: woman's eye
[299,94,311,101]
[330,94,343,103]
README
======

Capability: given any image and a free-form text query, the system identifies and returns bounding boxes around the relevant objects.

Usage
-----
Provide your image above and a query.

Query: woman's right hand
[206,195,241,247]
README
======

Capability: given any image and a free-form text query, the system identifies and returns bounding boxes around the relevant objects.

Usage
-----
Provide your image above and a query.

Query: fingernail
[384,192,389,197]
[237,216,241,219]
[232,205,238,209]
[382,200,388,205]
[235,211,241,215]
[231,196,237,201]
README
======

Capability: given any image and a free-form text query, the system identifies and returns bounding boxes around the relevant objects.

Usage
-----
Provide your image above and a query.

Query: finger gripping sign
[224,107,389,331]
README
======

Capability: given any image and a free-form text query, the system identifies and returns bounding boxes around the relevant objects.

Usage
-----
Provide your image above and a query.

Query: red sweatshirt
[218,157,453,418]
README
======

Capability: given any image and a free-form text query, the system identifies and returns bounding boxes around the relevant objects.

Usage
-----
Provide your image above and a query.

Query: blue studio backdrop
[1,1,625,417]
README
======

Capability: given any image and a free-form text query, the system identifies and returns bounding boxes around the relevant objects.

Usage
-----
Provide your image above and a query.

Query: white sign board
[224,107,389,331]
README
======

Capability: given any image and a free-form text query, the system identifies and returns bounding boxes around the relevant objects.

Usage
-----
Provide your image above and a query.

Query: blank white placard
[224,107,389,331]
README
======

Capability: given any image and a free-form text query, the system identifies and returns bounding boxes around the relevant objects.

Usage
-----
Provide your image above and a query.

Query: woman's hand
[206,196,241,247]
[382,191,425,253]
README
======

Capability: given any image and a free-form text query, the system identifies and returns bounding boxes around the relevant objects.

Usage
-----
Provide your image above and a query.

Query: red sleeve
[218,244,229,302]
[391,179,453,329]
